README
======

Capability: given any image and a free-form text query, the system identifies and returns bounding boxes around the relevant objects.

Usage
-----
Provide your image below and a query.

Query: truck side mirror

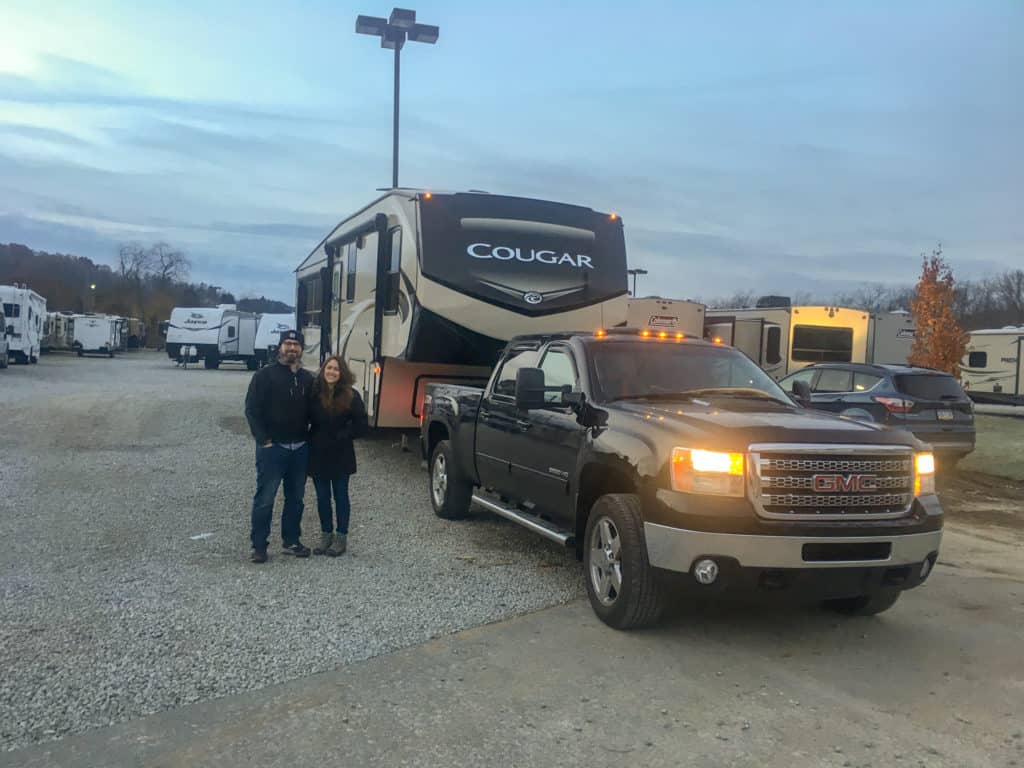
[514,367,546,411]
[791,379,812,407]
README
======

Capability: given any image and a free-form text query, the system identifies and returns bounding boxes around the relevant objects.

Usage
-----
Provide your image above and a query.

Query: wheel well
[426,421,449,461]
[575,463,636,559]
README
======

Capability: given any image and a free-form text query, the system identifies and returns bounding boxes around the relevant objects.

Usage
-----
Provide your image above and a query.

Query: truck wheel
[824,588,901,616]
[584,494,665,630]
[429,440,472,519]
[204,356,220,370]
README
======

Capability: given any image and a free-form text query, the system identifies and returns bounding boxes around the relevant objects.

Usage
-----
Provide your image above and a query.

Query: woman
[308,356,368,556]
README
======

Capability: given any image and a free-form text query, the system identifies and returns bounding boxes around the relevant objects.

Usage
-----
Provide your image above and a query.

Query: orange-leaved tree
[909,245,968,376]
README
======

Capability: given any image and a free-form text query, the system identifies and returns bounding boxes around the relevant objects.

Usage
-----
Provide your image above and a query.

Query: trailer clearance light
[609,213,619,221]
[914,451,936,496]
[671,448,745,497]
[423,192,433,200]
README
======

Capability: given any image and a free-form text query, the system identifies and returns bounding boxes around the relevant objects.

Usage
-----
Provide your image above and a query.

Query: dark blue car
[779,363,976,464]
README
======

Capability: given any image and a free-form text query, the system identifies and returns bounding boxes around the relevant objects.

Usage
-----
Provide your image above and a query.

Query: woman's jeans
[313,475,351,535]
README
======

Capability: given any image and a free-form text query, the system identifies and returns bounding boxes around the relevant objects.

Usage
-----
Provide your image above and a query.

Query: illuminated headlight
[914,452,936,496]
[671,448,745,498]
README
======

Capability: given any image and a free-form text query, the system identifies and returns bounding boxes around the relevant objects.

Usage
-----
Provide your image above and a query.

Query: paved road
[5,522,1021,768]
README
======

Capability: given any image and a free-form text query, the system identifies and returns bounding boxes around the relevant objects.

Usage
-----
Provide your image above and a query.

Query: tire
[429,440,473,520]
[583,494,665,630]
[824,588,901,616]
[0,351,7,369]
[246,358,259,371]
[30,355,38,364]
[204,355,220,370]
[77,350,84,358]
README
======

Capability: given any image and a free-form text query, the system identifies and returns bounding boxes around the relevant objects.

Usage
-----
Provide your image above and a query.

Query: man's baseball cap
[279,329,304,347]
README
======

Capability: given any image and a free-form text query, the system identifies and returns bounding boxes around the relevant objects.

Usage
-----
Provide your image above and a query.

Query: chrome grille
[750,444,915,521]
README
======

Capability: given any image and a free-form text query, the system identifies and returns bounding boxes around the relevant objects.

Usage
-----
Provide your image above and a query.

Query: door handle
[515,419,532,430]
[479,409,491,420]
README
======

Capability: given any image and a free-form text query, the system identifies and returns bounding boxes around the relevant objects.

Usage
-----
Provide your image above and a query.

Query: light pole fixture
[356,8,439,189]
[627,268,648,297]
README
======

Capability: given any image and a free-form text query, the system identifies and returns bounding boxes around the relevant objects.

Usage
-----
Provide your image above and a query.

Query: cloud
[0,122,92,148]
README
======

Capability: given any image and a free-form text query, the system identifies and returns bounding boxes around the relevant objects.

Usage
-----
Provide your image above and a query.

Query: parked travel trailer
[961,326,1024,402]
[42,312,56,353]
[254,313,295,367]
[625,297,705,337]
[295,189,629,428]
[0,307,9,368]
[705,299,916,379]
[165,305,258,369]
[0,284,47,364]
[53,312,75,351]
[70,314,122,357]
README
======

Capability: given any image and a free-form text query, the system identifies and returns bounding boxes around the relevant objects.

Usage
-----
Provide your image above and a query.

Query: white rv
[165,305,258,369]
[254,313,295,367]
[0,285,47,364]
[0,307,9,369]
[71,314,121,357]
[961,326,1024,402]
[625,297,705,337]
[705,300,916,379]
[296,189,630,428]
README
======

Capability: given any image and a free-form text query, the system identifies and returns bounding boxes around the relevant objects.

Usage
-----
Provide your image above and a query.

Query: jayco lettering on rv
[466,243,594,269]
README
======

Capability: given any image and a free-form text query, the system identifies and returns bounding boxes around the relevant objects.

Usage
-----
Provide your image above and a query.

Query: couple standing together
[244,330,367,563]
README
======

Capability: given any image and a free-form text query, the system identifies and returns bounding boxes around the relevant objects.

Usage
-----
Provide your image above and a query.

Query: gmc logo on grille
[812,474,878,492]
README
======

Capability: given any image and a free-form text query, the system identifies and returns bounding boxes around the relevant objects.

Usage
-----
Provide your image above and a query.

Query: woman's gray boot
[327,534,347,557]
[313,532,333,555]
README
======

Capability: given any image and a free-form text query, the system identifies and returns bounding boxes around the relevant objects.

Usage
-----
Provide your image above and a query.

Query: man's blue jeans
[250,443,309,550]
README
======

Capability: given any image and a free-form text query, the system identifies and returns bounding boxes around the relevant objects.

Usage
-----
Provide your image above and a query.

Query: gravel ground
[0,352,583,752]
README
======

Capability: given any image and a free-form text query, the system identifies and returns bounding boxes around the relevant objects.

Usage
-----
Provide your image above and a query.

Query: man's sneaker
[313,532,333,556]
[282,541,311,558]
[251,549,268,564]
[327,534,347,557]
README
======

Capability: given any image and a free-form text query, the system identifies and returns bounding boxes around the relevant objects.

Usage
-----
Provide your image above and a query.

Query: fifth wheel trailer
[705,302,916,379]
[254,313,295,367]
[165,305,258,369]
[295,189,629,429]
[0,284,47,364]
[960,326,1024,403]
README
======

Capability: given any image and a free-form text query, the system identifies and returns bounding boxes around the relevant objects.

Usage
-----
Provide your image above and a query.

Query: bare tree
[149,242,191,283]
[997,269,1024,320]
[117,242,153,281]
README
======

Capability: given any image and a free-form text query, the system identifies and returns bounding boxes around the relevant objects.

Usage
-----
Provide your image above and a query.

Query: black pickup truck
[420,330,943,629]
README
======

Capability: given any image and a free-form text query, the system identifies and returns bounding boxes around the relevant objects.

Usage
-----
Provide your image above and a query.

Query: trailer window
[493,348,540,398]
[791,325,853,363]
[3,303,19,318]
[967,351,987,368]
[383,228,402,315]
[227,326,236,339]
[346,242,358,303]
[765,326,782,365]
[298,274,322,327]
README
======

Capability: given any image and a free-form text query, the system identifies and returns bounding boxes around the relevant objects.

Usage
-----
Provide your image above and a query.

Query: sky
[0,0,1021,303]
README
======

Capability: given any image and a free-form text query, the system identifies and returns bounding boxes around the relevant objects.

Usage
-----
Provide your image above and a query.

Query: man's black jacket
[244,362,314,445]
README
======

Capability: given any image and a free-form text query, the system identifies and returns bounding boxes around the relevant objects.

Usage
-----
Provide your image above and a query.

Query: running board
[471,493,574,547]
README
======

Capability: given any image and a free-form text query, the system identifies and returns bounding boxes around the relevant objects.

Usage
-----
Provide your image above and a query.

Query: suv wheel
[429,440,472,519]
[824,588,900,616]
[584,494,665,630]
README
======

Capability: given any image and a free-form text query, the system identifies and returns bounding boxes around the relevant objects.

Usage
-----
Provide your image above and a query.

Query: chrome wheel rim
[432,453,448,508]
[589,516,622,607]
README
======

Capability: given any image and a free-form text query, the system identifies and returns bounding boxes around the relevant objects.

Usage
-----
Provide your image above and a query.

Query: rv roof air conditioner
[755,295,792,309]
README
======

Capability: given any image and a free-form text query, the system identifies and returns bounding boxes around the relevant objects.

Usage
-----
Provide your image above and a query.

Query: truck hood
[606,400,923,452]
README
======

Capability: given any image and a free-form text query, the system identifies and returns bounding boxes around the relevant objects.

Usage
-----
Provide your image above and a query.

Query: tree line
[0,242,293,346]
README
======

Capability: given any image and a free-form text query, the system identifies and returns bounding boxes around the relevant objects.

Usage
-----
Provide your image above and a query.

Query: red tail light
[873,396,914,414]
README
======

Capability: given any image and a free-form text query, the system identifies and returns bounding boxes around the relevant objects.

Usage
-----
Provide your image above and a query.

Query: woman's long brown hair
[316,355,355,413]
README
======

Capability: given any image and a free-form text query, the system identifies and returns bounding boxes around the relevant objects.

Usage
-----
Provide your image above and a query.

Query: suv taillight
[873,396,914,414]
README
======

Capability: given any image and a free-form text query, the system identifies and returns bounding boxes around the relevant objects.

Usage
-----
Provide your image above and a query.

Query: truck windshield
[589,342,791,404]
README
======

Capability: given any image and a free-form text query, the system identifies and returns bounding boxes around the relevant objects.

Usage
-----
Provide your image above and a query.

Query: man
[244,329,314,563]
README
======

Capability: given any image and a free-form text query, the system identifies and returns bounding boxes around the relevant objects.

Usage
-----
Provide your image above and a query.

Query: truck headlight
[914,452,935,496]
[672,448,745,498]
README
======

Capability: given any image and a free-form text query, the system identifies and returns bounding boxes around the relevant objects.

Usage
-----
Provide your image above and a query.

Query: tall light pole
[627,268,648,297]
[356,8,439,189]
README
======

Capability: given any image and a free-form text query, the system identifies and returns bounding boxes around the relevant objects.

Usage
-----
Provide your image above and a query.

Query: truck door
[518,344,585,528]
[475,346,539,495]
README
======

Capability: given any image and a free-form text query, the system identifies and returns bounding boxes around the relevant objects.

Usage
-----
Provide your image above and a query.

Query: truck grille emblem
[812,473,879,493]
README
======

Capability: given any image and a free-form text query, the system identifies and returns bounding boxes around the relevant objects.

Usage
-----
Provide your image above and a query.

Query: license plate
[937,409,954,421]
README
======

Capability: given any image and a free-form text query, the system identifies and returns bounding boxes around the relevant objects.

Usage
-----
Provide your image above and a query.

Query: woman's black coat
[307,384,368,480]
